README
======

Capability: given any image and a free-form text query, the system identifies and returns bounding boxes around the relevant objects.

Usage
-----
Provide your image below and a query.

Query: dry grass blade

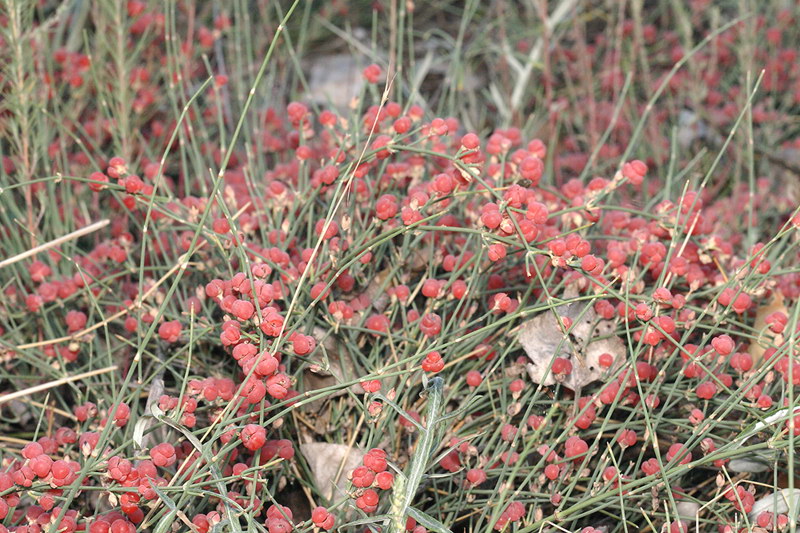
[0,218,109,269]
[0,365,118,406]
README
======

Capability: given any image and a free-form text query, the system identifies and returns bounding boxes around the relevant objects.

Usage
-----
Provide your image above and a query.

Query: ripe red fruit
[544,464,560,480]
[757,394,773,409]
[466,468,487,486]
[552,357,572,376]
[564,436,589,460]
[292,333,315,355]
[360,488,380,507]
[240,424,267,451]
[439,450,461,472]
[421,279,444,299]
[765,311,787,333]
[351,466,375,488]
[363,63,382,83]
[421,351,444,373]
[108,456,133,482]
[365,314,390,334]
[622,160,647,185]
[88,171,110,192]
[158,320,182,343]
[527,415,545,431]
[519,156,544,185]
[711,334,734,355]
[107,156,127,178]
[598,352,614,368]
[151,443,176,468]
[112,402,131,427]
[231,299,255,321]
[375,194,399,220]
[696,381,717,400]
[51,459,78,486]
[212,217,230,234]
[363,448,388,473]
[22,442,44,459]
[641,458,660,476]
[666,443,692,464]
[617,429,637,448]
[360,379,381,393]
[501,424,517,442]
[286,101,308,126]
[311,507,335,530]
[598,381,621,405]
[266,373,290,399]
[419,313,442,337]
[465,370,482,387]
[729,352,753,372]
[29,454,53,478]
[375,471,394,490]
[265,439,295,460]
[65,310,88,333]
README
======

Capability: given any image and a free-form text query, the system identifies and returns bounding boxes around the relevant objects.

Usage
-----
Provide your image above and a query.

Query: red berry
[711,334,734,355]
[598,353,614,368]
[617,429,637,448]
[552,357,572,376]
[240,424,267,451]
[151,443,176,468]
[466,468,487,486]
[363,448,388,473]
[231,299,255,321]
[375,194,399,220]
[212,217,230,234]
[65,310,88,333]
[22,442,44,459]
[419,313,442,337]
[158,320,182,343]
[351,466,375,488]
[465,370,482,387]
[363,63,382,83]
[421,351,444,373]
[666,443,692,465]
[375,471,394,490]
[564,436,588,460]
[311,507,335,530]
[696,381,717,400]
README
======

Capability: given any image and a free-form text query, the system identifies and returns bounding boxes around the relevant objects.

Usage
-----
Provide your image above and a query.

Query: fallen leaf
[748,292,787,367]
[518,296,624,390]
[299,443,365,501]
[365,267,392,312]
[301,327,361,413]
[307,53,365,113]
[676,501,699,522]
[728,456,772,473]
[748,488,800,522]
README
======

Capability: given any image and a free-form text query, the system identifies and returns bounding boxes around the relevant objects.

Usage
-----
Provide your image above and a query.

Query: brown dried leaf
[299,443,365,501]
[302,328,360,412]
[518,298,624,390]
[748,292,787,367]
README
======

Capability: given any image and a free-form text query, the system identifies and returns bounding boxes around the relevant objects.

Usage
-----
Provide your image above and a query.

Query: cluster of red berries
[350,449,394,513]
[3,2,800,532]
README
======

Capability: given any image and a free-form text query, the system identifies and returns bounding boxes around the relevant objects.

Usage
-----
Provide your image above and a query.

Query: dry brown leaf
[518,297,625,390]
[301,328,360,413]
[748,292,787,367]
[299,443,365,501]
[365,267,392,312]
[748,489,800,523]
[307,53,365,112]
